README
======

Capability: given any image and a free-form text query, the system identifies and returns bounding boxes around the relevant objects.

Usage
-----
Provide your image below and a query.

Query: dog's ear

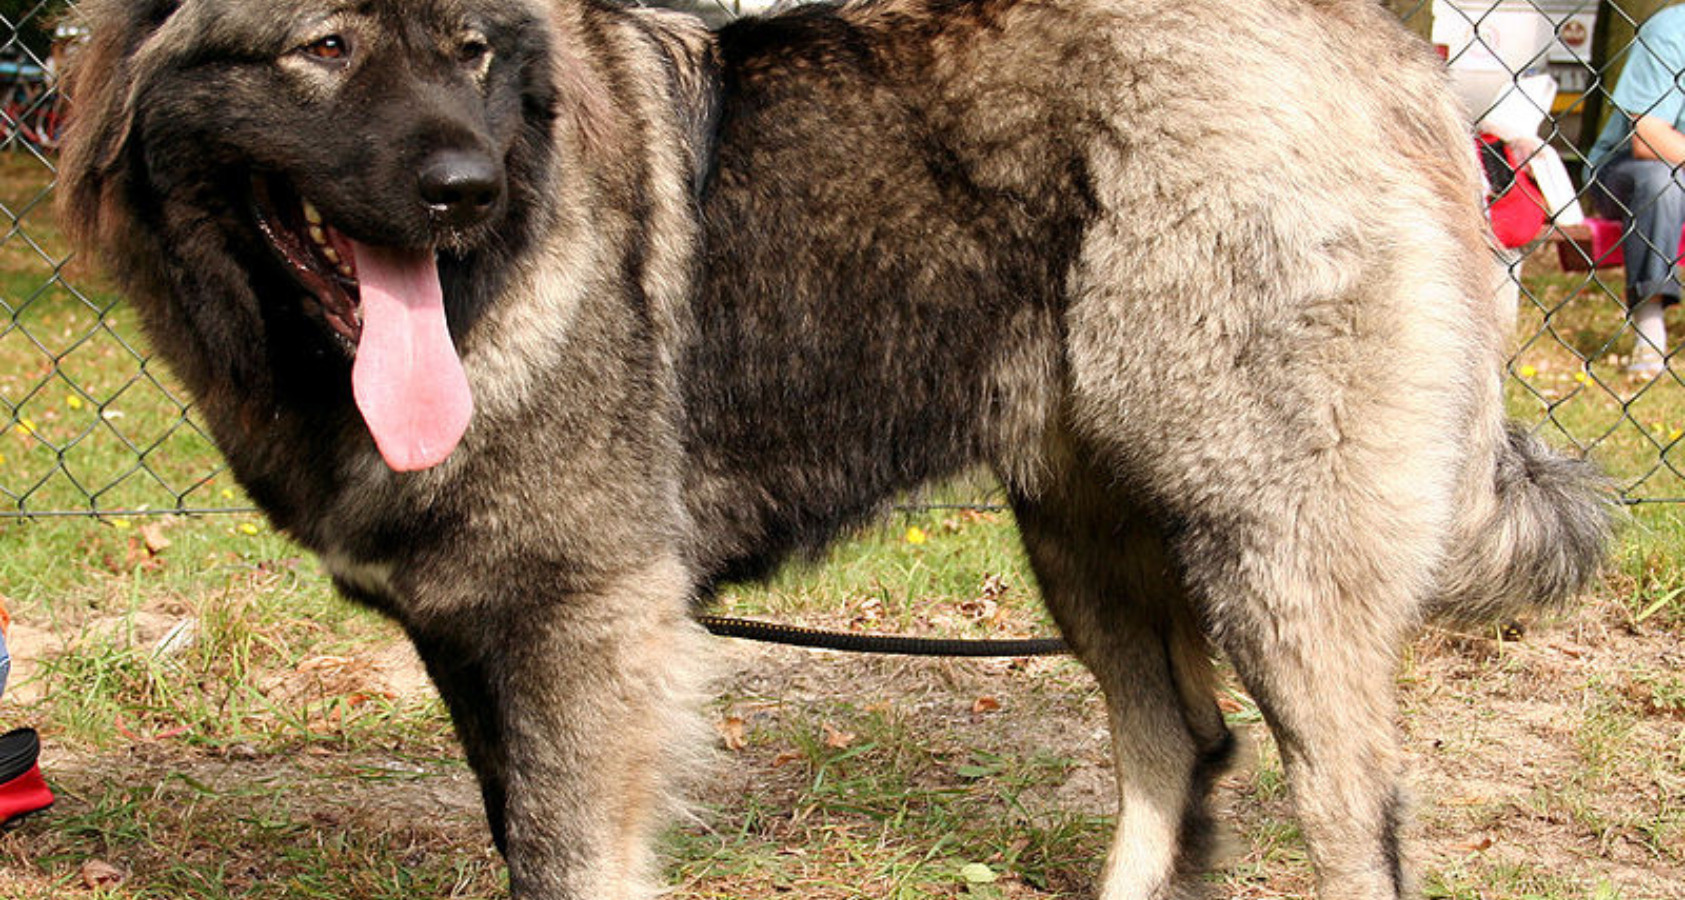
[56,0,184,251]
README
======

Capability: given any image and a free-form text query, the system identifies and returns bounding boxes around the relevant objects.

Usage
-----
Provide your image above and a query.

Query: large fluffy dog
[60,0,1609,897]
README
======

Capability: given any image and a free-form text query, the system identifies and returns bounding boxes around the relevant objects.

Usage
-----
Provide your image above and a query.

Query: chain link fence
[2,0,1683,517]
[3,0,245,518]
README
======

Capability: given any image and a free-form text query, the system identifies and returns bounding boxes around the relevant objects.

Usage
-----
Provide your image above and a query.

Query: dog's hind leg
[1181,522,1420,900]
[1013,467,1234,900]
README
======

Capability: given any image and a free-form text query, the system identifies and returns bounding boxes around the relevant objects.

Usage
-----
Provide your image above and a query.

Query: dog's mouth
[251,175,474,473]
[252,176,364,344]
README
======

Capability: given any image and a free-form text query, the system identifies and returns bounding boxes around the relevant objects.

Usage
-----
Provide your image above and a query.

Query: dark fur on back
[683,2,1091,584]
[60,0,1611,897]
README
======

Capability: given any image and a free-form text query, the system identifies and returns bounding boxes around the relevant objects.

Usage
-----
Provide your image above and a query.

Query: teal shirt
[1589,5,1685,171]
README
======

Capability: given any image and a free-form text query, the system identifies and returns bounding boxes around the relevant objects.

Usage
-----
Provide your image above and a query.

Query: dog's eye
[458,37,490,66]
[301,34,352,63]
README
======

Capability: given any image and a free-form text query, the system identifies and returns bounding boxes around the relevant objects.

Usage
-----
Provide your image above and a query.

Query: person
[1587,3,1685,377]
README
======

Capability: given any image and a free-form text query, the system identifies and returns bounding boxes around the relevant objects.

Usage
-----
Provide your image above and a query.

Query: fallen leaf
[822,723,856,749]
[971,696,1002,715]
[81,859,126,889]
[140,523,172,555]
[718,716,747,752]
[1459,834,1494,853]
[959,862,998,884]
[771,751,803,768]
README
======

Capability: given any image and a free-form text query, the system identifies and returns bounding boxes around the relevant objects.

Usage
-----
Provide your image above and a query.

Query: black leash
[696,614,1068,657]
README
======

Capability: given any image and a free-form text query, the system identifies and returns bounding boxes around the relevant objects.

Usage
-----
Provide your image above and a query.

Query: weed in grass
[1426,864,1629,900]
[1575,681,1641,788]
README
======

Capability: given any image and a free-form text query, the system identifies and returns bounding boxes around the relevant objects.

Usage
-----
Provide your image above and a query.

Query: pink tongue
[349,242,473,472]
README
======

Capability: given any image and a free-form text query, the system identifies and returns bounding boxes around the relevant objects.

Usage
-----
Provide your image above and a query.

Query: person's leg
[1593,156,1685,373]
[1633,295,1669,373]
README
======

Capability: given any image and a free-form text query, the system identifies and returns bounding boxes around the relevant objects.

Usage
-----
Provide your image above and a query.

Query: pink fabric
[1581,217,1685,268]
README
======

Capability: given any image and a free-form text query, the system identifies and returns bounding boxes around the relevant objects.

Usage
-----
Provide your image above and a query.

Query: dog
[59,0,1611,896]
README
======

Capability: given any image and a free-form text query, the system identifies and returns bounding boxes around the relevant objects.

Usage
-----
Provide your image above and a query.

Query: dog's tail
[1428,424,1614,624]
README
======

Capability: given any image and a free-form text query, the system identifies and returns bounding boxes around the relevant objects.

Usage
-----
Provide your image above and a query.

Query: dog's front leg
[410,557,706,900]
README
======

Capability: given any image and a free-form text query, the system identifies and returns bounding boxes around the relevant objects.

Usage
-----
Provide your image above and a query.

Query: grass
[2,157,1684,897]
[672,698,1108,899]
[2,152,233,515]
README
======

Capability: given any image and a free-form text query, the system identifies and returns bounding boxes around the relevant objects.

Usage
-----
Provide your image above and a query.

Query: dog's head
[60,0,562,471]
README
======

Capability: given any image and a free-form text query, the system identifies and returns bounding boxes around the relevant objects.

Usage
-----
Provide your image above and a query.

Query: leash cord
[696,614,1069,657]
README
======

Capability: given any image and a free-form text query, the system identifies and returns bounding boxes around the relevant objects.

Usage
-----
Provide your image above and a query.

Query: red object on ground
[0,728,54,827]
[1481,134,1549,249]
[1556,218,1685,271]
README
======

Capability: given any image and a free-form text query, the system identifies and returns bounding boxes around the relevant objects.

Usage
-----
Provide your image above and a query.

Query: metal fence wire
[2,0,1684,516]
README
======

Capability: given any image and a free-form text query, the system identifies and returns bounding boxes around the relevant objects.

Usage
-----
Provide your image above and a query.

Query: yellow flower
[111,518,132,530]
[66,395,84,411]
[1517,364,1537,379]
[905,526,928,545]
[1670,429,1683,442]
[238,522,260,536]
[220,488,236,500]
[1573,371,1591,385]
[15,418,36,436]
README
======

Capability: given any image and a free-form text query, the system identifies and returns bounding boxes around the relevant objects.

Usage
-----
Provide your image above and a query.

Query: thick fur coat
[60,0,1610,897]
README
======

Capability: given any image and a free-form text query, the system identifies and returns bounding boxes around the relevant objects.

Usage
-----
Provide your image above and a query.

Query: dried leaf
[822,723,856,749]
[971,696,1002,715]
[140,523,172,555]
[771,751,803,769]
[1550,642,1586,659]
[1459,834,1495,853]
[81,859,126,890]
[718,716,747,752]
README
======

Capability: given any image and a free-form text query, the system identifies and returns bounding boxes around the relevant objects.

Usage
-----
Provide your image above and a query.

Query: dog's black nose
[417,150,502,227]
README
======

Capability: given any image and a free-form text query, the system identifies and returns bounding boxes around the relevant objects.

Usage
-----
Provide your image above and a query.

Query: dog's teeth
[303,200,323,226]
[338,263,354,278]
[309,225,328,246]
[323,246,341,265]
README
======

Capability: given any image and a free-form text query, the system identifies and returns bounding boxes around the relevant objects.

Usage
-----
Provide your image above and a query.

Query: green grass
[671,700,1107,899]
[2,151,232,515]
[1509,246,1685,502]
[714,498,1048,636]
